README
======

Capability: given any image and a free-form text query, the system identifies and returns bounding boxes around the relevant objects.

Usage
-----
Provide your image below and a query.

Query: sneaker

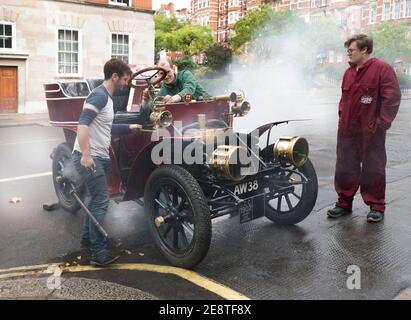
[327,206,352,218]
[90,249,120,267]
[367,210,384,223]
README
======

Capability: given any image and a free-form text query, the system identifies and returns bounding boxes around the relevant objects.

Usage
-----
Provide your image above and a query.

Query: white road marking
[0,172,52,183]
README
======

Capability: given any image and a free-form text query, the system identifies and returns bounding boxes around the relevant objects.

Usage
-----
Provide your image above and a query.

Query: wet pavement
[0,94,410,300]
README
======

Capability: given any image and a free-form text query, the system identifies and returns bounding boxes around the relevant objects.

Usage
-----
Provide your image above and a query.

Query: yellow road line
[0,264,59,274]
[0,263,250,300]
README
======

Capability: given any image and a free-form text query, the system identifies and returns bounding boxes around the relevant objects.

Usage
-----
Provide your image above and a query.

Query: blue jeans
[72,151,111,255]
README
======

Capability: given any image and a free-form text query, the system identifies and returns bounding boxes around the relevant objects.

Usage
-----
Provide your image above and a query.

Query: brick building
[189,0,411,43]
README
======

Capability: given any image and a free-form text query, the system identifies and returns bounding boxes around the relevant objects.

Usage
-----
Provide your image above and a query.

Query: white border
[108,0,130,7]
[0,21,16,52]
[110,32,133,64]
[55,28,83,78]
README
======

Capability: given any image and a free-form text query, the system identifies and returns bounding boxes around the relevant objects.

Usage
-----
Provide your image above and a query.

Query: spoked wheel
[144,165,211,268]
[52,143,82,213]
[265,158,318,225]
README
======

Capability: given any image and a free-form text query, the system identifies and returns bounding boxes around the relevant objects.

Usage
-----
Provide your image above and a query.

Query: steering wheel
[129,66,168,89]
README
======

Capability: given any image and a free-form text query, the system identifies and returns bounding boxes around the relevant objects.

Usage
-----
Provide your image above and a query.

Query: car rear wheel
[144,165,211,269]
[52,142,82,213]
[265,158,318,225]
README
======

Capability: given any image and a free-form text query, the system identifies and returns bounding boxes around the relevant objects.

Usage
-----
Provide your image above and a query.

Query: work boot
[327,206,352,218]
[90,249,120,267]
[367,210,384,223]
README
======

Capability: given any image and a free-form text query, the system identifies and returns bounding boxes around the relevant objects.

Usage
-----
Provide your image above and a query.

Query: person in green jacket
[142,58,207,107]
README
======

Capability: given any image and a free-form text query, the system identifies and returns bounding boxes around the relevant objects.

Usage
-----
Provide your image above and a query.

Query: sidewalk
[0,113,50,128]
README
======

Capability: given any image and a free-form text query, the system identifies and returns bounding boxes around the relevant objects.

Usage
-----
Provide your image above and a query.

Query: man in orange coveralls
[327,34,401,222]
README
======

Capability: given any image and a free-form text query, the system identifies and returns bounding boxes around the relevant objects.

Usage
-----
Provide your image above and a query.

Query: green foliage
[174,55,199,71]
[174,24,214,55]
[154,14,213,56]
[369,22,411,64]
[154,14,186,53]
[306,16,345,52]
[231,4,272,50]
[204,44,233,72]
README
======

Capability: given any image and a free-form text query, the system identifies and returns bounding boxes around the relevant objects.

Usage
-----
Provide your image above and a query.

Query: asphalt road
[0,97,411,300]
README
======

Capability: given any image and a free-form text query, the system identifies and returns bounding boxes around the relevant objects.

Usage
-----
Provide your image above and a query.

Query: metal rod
[71,189,109,239]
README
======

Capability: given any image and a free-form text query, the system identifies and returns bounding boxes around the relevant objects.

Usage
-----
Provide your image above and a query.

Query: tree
[204,44,232,72]
[174,55,198,71]
[174,24,214,55]
[154,13,213,56]
[369,22,411,64]
[154,14,186,53]
[231,4,272,50]
[306,16,345,52]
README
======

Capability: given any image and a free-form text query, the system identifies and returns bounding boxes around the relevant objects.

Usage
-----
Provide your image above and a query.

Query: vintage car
[44,66,318,268]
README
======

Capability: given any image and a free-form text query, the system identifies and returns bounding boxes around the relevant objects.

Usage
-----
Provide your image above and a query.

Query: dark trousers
[72,151,111,255]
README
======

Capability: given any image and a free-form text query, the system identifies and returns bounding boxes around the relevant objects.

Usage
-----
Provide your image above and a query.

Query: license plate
[239,193,265,223]
[232,179,260,196]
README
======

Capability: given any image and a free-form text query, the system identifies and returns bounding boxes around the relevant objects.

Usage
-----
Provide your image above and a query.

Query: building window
[111,33,130,64]
[228,12,240,24]
[290,0,295,10]
[297,0,302,9]
[406,0,411,17]
[0,22,15,50]
[383,1,391,20]
[369,2,377,24]
[109,0,130,6]
[57,29,80,75]
[229,0,240,7]
[394,0,401,19]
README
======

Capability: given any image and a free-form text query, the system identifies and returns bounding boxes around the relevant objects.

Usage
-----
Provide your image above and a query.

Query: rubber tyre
[52,142,81,213]
[265,158,318,225]
[144,165,211,268]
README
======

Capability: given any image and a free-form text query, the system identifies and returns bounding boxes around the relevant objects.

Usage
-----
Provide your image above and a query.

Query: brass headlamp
[150,105,173,129]
[209,145,251,181]
[273,136,309,167]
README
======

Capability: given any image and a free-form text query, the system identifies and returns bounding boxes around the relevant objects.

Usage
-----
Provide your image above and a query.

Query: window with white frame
[297,0,302,9]
[229,0,240,7]
[383,1,391,20]
[369,2,377,24]
[57,29,80,75]
[111,33,130,64]
[228,12,240,24]
[200,15,209,26]
[290,0,295,10]
[109,0,130,6]
[406,0,411,17]
[394,0,401,19]
[0,22,15,50]
[321,0,326,7]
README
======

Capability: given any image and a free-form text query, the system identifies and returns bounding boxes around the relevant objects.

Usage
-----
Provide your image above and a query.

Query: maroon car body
[44,72,318,268]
